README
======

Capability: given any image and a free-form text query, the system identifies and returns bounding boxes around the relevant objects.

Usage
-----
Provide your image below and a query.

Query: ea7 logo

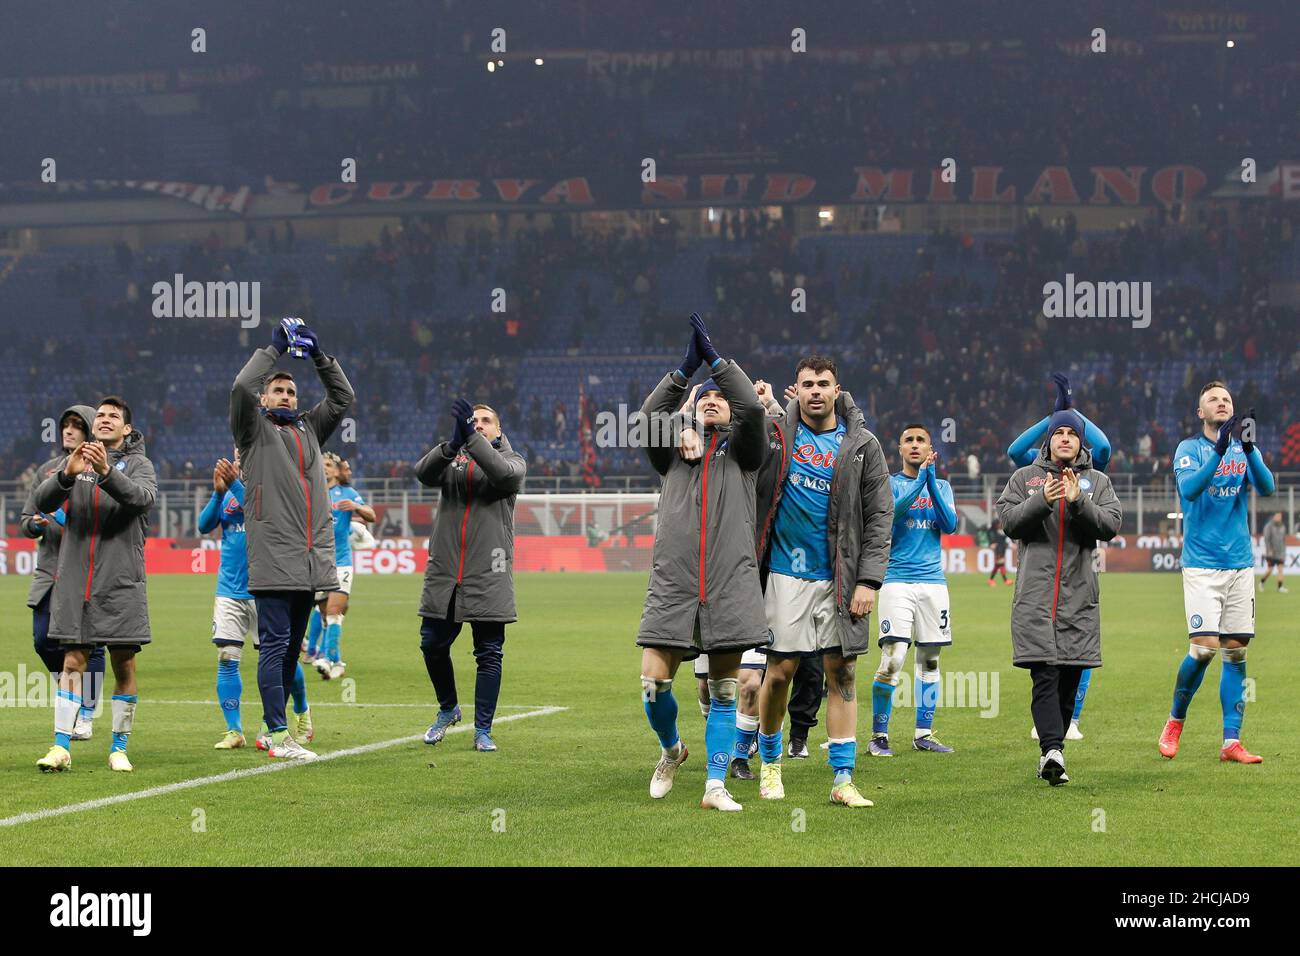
[49,886,152,936]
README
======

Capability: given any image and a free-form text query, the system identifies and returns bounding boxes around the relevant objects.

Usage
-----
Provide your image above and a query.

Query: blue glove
[690,312,719,366]
[272,319,292,353]
[679,320,704,379]
[1051,372,1072,411]
[449,399,475,450]
[1214,415,1239,457]
[293,324,321,358]
[1238,407,1257,454]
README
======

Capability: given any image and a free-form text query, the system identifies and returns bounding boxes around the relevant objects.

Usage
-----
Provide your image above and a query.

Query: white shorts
[315,565,353,602]
[1182,567,1254,639]
[693,648,767,678]
[764,572,838,657]
[211,596,258,648]
[878,582,952,646]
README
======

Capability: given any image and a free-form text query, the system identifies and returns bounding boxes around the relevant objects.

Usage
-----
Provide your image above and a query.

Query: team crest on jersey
[880,619,891,634]
[1190,614,1203,629]
[115,460,127,471]
[1079,477,1092,490]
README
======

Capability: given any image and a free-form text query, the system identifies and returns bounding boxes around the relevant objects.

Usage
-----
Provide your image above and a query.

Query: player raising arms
[35,397,157,773]
[997,410,1121,785]
[1015,372,1112,742]
[22,404,104,743]
[871,425,958,757]
[231,319,354,761]
[685,378,789,781]
[199,450,313,749]
[755,355,893,808]
[638,313,770,811]
[309,453,375,681]
[415,401,526,753]
[1159,383,1275,764]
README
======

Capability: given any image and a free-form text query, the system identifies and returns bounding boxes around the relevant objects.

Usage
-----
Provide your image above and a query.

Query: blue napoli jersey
[330,484,365,567]
[214,490,251,601]
[884,473,952,584]
[769,420,845,581]
[1174,435,1254,570]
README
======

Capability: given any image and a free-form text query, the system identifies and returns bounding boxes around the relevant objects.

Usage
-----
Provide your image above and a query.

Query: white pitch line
[0,705,566,829]
[138,699,552,710]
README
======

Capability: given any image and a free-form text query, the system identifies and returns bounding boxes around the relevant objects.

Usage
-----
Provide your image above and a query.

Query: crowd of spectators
[2,197,1298,485]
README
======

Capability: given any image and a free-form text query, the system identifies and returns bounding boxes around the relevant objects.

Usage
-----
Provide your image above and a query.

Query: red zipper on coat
[756,422,787,563]
[84,483,101,601]
[289,427,312,550]
[1050,498,1066,620]
[698,432,719,603]
[456,460,476,583]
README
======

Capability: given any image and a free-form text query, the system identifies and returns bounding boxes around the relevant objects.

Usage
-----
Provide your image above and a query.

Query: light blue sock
[217,658,242,732]
[642,682,680,750]
[1072,668,1093,722]
[705,698,736,781]
[55,688,80,750]
[306,609,323,656]
[325,620,342,663]
[110,693,137,753]
[1171,652,1211,719]
[290,663,308,715]
[732,713,759,760]
[916,677,939,733]
[828,738,856,784]
[871,680,893,735]
[1221,659,1247,740]
[758,730,782,764]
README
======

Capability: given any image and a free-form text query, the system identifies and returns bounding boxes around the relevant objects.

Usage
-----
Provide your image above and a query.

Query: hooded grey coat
[21,404,95,609]
[230,346,355,593]
[415,431,527,622]
[756,392,894,657]
[33,429,156,645]
[996,447,1122,668]
[636,359,771,655]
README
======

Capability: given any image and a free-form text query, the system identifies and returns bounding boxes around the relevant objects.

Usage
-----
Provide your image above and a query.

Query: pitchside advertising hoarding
[1,536,1294,577]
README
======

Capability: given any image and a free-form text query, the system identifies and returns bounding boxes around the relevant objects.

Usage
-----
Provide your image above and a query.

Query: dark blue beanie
[695,378,721,403]
[1046,409,1086,443]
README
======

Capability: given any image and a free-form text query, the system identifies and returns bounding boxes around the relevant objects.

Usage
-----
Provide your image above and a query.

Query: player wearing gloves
[416,400,526,752]
[871,425,959,757]
[22,404,105,743]
[34,397,157,773]
[230,318,354,761]
[637,313,770,811]
[1159,383,1275,764]
[996,411,1121,786]
[1015,373,1113,742]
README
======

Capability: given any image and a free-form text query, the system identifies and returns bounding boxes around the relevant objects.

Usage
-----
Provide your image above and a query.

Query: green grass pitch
[0,572,1295,866]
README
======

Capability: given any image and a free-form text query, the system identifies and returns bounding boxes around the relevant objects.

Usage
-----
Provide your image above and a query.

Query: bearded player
[1159,383,1274,764]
